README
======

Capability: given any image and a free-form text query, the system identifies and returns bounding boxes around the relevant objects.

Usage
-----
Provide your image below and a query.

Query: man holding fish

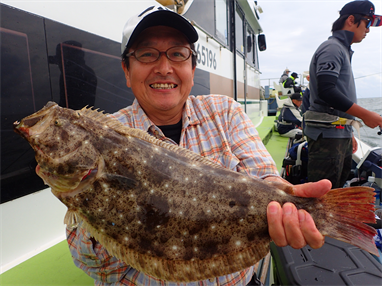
[60,5,336,285]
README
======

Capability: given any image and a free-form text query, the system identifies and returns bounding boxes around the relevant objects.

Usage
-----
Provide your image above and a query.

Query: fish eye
[54,120,62,126]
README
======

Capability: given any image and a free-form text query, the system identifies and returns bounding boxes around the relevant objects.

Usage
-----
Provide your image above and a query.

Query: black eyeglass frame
[126,46,196,63]
[361,17,372,28]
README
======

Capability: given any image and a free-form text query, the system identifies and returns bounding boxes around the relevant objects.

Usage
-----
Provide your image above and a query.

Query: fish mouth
[14,102,58,139]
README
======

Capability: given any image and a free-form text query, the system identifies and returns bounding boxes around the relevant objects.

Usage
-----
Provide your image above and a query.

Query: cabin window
[1,5,51,204]
[246,26,254,66]
[0,4,133,203]
[182,0,214,38]
[235,6,244,55]
[245,28,259,70]
[215,0,228,46]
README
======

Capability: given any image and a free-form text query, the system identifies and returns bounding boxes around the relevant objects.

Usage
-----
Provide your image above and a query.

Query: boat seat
[275,94,292,109]
[273,81,294,96]
[273,82,282,95]
[280,85,294,96]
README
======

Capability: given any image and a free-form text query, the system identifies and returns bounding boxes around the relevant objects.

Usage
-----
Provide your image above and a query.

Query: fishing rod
[354,71,382,79]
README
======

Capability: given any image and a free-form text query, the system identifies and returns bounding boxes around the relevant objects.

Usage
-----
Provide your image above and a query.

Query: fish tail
[313,186,378,256]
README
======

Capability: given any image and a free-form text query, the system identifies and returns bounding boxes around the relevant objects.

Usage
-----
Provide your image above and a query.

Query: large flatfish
[13,102,377,282]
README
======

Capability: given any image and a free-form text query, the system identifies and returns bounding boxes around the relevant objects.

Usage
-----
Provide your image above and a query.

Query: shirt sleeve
[227,101,279,178]
[315,41,343,78]
[317,74,354,112]
[66,223,129,283]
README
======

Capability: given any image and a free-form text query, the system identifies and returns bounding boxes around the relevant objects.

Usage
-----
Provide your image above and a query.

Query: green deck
[257,116,289,173]
[0,116,288,286]
[0,240,94,286]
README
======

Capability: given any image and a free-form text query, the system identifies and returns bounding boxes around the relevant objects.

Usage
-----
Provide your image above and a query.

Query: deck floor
[257,116,289,173]
[0,240,93,286]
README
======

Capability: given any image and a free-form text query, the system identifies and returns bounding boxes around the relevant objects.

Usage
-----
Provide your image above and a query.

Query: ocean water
[357,97,382,148]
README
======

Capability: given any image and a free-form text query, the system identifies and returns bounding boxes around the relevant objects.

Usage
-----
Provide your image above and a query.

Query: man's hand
[352,134,358,154]
[265,178,331,249]
[346,104,382,129]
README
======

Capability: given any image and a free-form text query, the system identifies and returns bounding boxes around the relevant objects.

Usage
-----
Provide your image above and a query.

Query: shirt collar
[131,97,201,138]
[130,99,156,132]
[331,30,354,49]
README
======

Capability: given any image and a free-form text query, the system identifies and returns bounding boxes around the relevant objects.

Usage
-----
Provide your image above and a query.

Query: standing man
[305,0,382,188]
[67,5,330,285]
[279,68,290,84]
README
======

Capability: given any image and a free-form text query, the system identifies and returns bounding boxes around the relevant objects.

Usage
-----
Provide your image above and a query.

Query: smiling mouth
[150,83,177,89]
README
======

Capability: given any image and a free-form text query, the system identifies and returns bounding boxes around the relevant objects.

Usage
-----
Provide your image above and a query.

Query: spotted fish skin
[13,102,377,282]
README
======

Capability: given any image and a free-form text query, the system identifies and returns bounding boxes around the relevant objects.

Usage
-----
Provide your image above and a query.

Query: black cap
[290,93,303,101]
[291,72,298,78]
[340,0,376,17]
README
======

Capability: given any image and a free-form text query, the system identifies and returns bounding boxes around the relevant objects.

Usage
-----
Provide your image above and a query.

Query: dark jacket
[301,87,310,114]
[277,101,302,135]
[283,76,302,93]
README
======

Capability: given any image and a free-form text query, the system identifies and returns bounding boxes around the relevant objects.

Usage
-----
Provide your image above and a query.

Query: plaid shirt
[67,94,279,285]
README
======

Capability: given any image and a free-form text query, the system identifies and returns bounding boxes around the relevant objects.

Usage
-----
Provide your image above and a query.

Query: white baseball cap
[121,5,199,54]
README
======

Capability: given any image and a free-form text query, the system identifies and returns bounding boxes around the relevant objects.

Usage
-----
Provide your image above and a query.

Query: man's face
[292,99,302,108]
[122,26,195,122]
[351,15,371,43]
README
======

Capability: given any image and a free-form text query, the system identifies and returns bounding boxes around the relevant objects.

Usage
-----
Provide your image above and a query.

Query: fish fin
[78,213,271,282]
[103,174,138,189]
[313,186,378,255]
[122,128,227,169]
[64,210,81,230]
[78,107,226,170]
[265,180,294,195]
[108,119,226,170]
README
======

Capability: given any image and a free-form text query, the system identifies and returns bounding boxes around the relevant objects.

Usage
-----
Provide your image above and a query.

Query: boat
[0,0,268,283]
[1,0,381,285]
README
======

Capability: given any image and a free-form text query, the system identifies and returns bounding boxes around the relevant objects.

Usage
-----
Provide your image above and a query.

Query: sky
[1,0,381,99]
[257,0,382,99]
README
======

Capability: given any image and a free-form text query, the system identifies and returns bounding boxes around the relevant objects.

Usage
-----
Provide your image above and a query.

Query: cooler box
[270,237,382,285]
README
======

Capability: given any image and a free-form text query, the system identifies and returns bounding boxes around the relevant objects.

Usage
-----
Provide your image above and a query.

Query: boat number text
[196,43,217,70]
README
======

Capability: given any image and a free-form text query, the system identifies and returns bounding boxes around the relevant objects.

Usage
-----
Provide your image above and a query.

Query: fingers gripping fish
[13,102,377,282]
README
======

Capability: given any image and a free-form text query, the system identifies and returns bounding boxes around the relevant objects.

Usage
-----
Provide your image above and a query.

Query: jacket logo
[318,62,336,71]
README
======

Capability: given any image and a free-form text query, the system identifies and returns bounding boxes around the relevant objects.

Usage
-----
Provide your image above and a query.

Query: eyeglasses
[126,46,196,63]
[361,17,372,28]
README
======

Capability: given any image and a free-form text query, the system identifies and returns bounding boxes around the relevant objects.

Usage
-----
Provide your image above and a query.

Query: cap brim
[371,15,382,27]
[126,10,198,50]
